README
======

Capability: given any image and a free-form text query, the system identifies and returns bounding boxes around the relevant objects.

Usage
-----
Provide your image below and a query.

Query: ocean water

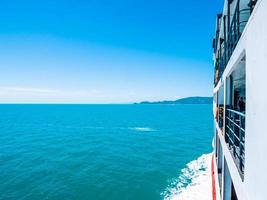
[0,104,213,200]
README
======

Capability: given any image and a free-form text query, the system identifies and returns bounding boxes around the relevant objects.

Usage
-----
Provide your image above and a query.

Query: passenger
[238,97,245,112]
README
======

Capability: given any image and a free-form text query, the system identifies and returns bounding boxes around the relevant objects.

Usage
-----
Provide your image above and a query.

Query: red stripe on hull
[212,154,217,200]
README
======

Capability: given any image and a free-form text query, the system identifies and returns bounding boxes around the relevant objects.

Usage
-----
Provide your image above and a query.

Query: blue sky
[0,0,222,103]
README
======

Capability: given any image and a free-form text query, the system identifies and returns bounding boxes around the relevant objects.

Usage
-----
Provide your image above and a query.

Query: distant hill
[137,97,213,105]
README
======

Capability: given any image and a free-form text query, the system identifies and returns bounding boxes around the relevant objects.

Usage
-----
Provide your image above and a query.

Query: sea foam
[162,153,212,200]
[129,127,155,132]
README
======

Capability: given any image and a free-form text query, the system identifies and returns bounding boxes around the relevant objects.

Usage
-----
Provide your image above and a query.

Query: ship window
[229,57,246,113]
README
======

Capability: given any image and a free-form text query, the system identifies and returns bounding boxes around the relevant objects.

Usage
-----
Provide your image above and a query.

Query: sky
[0,0,223,103]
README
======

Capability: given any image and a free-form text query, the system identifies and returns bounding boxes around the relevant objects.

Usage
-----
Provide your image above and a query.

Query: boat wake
[162,153,212,200]
[129,127,155,132]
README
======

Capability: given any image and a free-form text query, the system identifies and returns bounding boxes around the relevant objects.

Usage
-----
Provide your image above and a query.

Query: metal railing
[226,6,250,62]
[213,0,256,85]
[225,108,245,178]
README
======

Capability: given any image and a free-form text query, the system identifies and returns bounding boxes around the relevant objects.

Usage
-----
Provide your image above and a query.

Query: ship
[212,0,267,199]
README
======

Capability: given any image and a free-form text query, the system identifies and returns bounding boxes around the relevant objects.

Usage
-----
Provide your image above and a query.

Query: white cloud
[0,86,106,103]
[0,86,61,94]
[0,86,162,104]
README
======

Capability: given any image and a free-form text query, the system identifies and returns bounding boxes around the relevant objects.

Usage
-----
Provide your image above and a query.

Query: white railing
[225,108,245,179]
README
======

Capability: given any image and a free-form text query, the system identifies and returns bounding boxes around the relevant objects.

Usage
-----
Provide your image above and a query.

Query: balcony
[213,0,257,86]
[225,108,245,179]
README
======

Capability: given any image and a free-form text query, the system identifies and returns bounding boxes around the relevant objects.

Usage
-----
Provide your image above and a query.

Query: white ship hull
[212,0,267,199]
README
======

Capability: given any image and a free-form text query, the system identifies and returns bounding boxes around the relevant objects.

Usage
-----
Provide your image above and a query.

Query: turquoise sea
[0,104,213,200]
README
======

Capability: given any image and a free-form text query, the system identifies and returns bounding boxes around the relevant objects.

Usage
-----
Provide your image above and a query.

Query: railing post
[227,0,231,60]
[233,112,236,158]
[237,0,240,38]
[227,113,228,141]
[223,16,227,69]
[239,114,242,171]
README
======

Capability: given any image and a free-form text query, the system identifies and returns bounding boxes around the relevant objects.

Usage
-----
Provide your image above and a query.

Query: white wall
[223,0,267,200]
[244,0,267,199]
[216,0,267,199]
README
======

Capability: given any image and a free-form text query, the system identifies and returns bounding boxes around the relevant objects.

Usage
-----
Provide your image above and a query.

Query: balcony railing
[225,108,245,178]
[214,0,256,85]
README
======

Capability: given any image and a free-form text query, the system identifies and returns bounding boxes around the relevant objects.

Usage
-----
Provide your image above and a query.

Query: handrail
[227,108,245,117]
[225,108,245,178]
[213,1,253,86]
[226,125,245,145]
[227,117,245,132]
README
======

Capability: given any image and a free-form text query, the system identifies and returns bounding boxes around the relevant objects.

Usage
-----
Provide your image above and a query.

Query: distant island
[136,97,213,105]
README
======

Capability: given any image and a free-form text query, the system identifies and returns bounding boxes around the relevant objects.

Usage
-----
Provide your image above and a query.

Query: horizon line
[0,96,212,105]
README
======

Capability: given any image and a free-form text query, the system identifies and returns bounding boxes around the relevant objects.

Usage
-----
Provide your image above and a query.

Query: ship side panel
[244,0,267,199]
